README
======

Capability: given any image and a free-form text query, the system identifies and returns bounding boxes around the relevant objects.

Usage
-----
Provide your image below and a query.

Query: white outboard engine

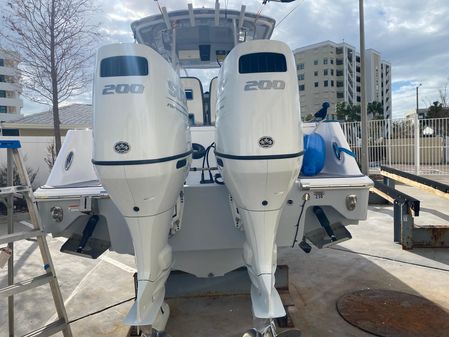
[93,44,191,330]
[215,40,303,319]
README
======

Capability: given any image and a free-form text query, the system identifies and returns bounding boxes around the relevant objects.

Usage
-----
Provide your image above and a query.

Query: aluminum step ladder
[0,140,72,337]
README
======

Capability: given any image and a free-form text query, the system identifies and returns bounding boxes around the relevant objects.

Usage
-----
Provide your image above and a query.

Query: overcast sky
[20,0,449,118]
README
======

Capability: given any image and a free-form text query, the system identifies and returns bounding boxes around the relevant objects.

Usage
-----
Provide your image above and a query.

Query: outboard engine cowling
[215,40,303,319]
[92,43,191,328]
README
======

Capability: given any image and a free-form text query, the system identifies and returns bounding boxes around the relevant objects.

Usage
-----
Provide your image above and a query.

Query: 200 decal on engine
[244,80,285,91]
[102,84,144,95]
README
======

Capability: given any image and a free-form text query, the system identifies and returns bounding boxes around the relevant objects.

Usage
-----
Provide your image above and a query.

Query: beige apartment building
[0,49,23,120]
[293,41,391,120]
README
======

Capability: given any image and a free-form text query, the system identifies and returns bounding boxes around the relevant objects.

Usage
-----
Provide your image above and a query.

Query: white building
[0,49,23,120]
[365,48,392,118]
[293,41,391,120]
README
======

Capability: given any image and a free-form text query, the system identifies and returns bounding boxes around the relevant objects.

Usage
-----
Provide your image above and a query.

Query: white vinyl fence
[1,119,448,187]
[0,136,56,188]
[341,116,449,175]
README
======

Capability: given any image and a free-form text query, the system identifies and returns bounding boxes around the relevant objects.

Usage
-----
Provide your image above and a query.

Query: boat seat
[181,77,204,126]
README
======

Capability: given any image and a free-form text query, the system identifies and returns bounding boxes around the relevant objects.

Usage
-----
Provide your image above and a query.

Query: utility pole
[359,0,369,175]
[416,84,422,115]
[415,83,422,175]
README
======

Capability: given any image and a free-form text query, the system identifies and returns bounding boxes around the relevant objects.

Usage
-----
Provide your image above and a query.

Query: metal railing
[340,116,449,175]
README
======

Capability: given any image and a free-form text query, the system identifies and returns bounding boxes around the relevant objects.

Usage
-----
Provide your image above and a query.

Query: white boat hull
[36,123,372,280]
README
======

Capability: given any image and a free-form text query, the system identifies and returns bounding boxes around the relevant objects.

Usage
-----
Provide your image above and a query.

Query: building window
[324,80,328,87]
[323,69,328,76]
[356,76,361,82]
[314,82,319,87]
[356,56,360,62]
[323,58,328,65]
[185,89,194,100]
[314,60,318,65]
[297,63,304,70]
[299,84,305,91]
[330,59,334,65]
[357,86,361,93]
[331,69,334,76]
[2,129,19,136]
[298,74,305,81]
[337,81,344,87]
[331,80,334,87]
[336,48,343,55]
[357,96,361,102]
[0,59,4,67]
[336,59,343,65]
[356,66,361,72]
[314,71,318,76]
[0,75,5,82]
[0,90,5,98]
[0,106,7,113]
[337,92,344,98]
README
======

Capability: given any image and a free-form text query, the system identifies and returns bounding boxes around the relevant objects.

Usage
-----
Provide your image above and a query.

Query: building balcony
[347,63,353,72]
[0,66,18,77]
[0,82,20,91]
[0,97,23,109]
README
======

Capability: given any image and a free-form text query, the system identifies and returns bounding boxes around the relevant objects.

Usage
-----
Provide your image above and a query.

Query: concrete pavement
[1,192,448,337]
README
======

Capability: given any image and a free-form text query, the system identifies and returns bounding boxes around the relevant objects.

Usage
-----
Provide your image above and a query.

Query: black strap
[214,150,304,161]
[92,150,192,166]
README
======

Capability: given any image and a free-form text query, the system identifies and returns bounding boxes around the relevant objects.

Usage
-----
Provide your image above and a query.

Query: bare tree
[44,143,57,170]
[1,0,99,153]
